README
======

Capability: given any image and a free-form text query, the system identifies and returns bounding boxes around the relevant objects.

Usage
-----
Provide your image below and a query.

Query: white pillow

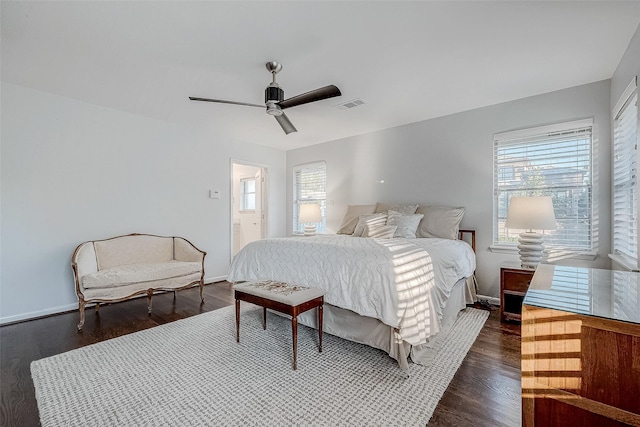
[352,213,387,237]
[416,206,465,240]
[375,203,418,215]
[386,210,423,239]
[336,204,377,235]
[362,224,397,239]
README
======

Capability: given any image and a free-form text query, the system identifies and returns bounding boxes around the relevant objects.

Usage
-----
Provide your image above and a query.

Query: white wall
[287,80,612,299]
[0,83,286,323]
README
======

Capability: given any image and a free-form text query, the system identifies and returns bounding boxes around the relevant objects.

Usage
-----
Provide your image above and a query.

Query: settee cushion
[82,261,201,289]
[94,235,174,270]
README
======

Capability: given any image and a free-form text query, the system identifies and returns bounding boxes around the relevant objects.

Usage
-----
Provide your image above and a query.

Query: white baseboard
[205,275,228,284]
[476,294,500,306]
[1,277,230,326]
[0,302,79,326]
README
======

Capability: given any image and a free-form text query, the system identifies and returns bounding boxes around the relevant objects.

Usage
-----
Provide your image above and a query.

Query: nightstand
[500,264,535,323]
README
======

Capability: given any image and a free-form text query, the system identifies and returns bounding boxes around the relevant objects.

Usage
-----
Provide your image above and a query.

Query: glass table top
[525,264,640,325]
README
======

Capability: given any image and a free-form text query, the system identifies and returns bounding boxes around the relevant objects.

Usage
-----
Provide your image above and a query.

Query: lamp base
[517,232,544,269]
[303,225,316,236]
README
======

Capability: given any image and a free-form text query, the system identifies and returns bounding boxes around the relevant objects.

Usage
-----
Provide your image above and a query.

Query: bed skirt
[295,277,471,372]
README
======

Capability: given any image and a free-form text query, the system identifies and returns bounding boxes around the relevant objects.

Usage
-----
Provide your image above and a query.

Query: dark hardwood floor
[0,282,521,426]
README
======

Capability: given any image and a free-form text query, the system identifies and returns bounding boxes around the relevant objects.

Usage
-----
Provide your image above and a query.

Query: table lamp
[298,203,321,236]
[505,196,556,269]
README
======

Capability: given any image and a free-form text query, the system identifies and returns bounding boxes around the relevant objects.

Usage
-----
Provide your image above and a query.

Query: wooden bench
[234,280,325,370]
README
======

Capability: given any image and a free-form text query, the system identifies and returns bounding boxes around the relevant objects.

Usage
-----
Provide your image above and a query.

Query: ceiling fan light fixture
[265,101,283,116]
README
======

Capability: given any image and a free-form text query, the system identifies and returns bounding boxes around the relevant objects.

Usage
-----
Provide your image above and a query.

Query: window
[293,161,326,234]
[239,178,256,211]
[612,78,638,267]
[494,119,593,251]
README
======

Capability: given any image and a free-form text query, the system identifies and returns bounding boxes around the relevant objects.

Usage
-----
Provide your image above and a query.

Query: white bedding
[227,235,475,346]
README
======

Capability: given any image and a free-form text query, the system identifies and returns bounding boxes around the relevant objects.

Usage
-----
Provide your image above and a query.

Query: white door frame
[229,159,269,264]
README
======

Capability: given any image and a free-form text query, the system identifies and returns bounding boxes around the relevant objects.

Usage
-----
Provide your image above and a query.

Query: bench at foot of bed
[234,280,325,370]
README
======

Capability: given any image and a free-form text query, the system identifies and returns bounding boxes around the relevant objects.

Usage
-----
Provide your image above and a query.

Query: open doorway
[231,161,268,258]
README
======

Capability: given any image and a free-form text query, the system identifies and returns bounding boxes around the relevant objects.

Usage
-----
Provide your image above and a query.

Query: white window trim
[608,253,640,272]
[613,77,637,119]
[494,118,594,142]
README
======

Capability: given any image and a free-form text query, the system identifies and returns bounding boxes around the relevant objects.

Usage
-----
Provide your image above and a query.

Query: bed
[227,204,476,372]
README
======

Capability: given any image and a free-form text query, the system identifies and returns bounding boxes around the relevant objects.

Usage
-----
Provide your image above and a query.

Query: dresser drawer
[502,270,533,293]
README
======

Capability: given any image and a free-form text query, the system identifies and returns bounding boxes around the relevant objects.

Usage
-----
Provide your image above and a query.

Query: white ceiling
[2,1,640,151]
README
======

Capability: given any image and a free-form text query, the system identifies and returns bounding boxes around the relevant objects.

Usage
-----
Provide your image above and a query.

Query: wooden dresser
[522,264,640,426]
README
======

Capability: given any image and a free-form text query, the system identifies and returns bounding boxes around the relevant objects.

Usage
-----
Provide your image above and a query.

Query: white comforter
[227,235,475,346]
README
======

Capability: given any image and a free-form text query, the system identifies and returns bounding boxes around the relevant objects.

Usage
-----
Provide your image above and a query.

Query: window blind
[293,161,327,234]
[612,79,638,264]
[494,119,593,250]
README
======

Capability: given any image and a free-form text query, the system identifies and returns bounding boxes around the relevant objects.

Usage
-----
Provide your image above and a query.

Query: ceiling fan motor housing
[265,86,284,104]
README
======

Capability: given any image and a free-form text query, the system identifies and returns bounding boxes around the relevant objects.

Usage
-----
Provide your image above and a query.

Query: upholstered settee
[72,233,206,331]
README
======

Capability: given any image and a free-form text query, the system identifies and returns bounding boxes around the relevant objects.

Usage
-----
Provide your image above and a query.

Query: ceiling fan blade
[188,97,264,108]
[278,85,342,109]
[274,112,297,134]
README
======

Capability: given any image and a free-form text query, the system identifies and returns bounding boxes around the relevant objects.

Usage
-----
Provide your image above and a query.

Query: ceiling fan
[189,61,342,135]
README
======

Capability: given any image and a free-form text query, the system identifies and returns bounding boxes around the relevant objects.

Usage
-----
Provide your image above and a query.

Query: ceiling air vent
[334,98,366,110]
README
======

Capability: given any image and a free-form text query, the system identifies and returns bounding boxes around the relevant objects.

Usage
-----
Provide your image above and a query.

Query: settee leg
[147,290,153,314]
[95,303,100,313]
[200,281,204,303]
[77,301,86,332]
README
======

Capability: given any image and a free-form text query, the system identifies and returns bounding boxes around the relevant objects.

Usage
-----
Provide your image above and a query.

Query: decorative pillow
[362,224,397,239]
[352,213,387,237]
[375,203,418,215]
[386,210,423,239]
[336,204,377,235]
[416,205,465,240]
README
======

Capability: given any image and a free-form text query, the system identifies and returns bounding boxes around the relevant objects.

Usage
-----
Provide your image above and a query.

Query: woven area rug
[31,305,489,426]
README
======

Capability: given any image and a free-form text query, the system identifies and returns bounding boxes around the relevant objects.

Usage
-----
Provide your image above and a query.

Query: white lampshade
[298,203,321,236]
[506,196,556,270]
[505,196,557,231]
[298,203,321,224]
